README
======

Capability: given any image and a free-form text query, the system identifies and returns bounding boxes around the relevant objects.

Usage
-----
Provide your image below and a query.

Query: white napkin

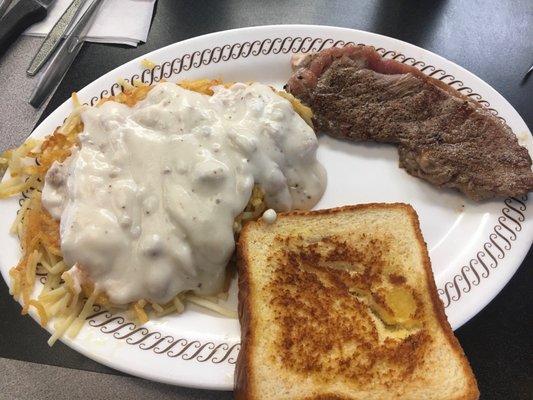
[24,0,156,47]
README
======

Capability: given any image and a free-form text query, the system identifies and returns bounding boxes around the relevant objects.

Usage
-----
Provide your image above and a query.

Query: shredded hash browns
[0,78,313,345]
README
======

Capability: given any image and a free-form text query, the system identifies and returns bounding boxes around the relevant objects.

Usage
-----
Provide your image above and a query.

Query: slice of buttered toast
[235,204,478,400]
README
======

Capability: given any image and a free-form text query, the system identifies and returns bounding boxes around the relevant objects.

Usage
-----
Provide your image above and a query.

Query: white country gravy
[42,82,326,305]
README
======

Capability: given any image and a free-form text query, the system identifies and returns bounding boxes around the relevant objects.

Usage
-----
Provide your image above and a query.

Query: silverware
[0,0,14,18]
[526,64,533,78]
[29,0,104,108]
[0,0,55,57]
[27,0,85,76]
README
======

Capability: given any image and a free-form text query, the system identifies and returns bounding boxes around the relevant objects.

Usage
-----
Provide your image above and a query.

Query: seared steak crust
[285,45,533,201]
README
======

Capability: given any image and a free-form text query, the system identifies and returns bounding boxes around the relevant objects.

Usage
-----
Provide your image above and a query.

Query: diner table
[0,1,531,399]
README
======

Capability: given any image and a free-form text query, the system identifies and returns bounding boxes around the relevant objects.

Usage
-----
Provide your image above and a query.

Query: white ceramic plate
[1,25,532,390]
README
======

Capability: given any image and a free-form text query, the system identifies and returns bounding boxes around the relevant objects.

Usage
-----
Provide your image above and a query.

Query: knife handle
[30,0,103,108]
[29,36,83,108]
[0,0,47,56]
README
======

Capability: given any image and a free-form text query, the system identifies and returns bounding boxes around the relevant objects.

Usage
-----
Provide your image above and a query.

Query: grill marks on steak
[285,46,533,201]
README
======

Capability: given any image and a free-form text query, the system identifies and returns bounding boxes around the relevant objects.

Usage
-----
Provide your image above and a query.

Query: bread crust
[235,203,479,400]
[234,228,254,400]
[404,205,480,400]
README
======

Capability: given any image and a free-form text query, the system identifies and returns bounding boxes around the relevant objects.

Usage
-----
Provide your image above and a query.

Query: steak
[285,45,533,201]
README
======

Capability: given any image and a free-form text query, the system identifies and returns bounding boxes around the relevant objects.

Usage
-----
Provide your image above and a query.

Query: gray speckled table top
[0,357,231,400]
[0,37,50,152]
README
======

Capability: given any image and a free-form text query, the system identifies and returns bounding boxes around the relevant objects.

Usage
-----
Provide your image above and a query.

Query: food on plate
[235,204,479,400]
[0,79,325,344]
[285,45,533,201]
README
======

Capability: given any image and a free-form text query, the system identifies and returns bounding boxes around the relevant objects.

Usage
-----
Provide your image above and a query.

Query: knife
[29,0,103,108]
[0,0,55,56]
[27,0,85,76]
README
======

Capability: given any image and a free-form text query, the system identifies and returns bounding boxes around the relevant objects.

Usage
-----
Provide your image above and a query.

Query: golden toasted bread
[235,204,479,400]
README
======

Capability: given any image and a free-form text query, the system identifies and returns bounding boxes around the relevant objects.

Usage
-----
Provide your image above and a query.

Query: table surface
[1,1,532,399]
